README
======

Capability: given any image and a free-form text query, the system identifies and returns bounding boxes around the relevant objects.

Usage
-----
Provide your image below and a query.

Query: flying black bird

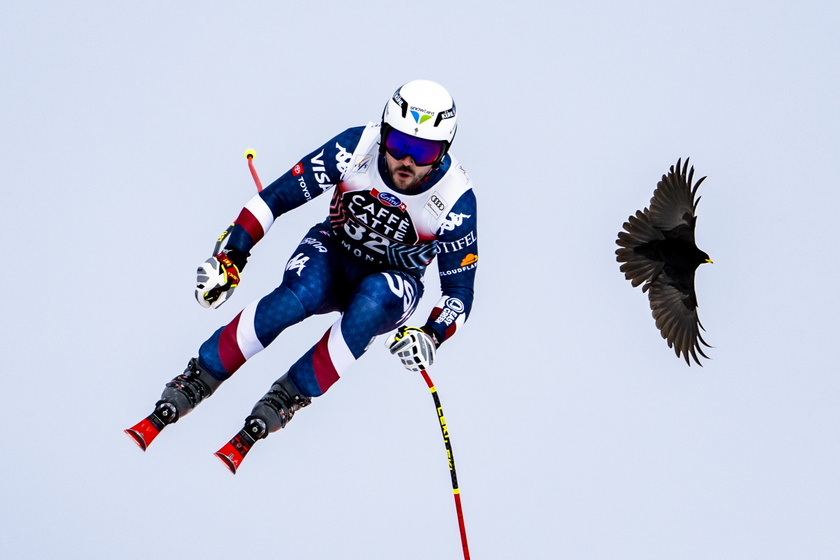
[616,158,713,366]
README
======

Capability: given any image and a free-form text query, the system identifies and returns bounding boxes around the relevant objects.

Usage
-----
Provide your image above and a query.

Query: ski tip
[214,450,239,475]
[125,417,163,451]
[124,428,149,452]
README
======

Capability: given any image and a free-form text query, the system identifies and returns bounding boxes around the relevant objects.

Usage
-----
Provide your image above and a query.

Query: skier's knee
[279,280,324,317]
[361,272,421,317]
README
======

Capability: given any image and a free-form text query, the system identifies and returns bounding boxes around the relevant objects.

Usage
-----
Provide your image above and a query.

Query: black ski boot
[159,357,223,420]
[125,358,223,451]
[249,375,312,433]
[214,375,311,474]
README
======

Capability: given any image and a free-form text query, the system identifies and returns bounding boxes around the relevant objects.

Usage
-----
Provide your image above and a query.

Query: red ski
[124,403,177,451]
[214,428,259,474]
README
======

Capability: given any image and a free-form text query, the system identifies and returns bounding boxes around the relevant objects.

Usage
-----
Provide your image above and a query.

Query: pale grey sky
[2,2,839,559]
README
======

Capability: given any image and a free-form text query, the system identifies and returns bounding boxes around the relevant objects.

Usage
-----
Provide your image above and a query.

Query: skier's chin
[393,172,419,191]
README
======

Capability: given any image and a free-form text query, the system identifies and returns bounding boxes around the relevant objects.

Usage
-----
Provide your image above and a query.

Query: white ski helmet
[381,80,457,167]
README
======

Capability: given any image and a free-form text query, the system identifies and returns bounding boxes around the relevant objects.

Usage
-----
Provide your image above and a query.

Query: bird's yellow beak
[705,258,714,264]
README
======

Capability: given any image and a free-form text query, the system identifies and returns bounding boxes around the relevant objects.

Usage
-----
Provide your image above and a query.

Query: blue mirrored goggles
[383,127,445,166]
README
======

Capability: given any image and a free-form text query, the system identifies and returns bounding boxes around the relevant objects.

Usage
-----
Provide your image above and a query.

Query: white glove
[195,252,241,309]
[386,326,436,373]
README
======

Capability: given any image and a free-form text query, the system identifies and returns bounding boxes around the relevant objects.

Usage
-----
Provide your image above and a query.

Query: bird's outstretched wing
[648,158,705,234]
[648,273,712,366]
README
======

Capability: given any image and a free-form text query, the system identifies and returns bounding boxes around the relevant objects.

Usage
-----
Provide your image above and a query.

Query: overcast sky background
[2,1,839,559]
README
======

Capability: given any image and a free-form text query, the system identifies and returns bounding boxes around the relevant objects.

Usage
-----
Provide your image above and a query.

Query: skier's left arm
[387,190,477,372]
[423,189,478,347]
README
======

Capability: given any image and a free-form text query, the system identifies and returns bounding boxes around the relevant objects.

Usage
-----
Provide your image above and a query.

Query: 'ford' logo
[378,192,402,207]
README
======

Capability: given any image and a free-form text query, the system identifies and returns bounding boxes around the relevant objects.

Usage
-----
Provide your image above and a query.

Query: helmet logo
[411,110,433,125]
[392,91,408,118]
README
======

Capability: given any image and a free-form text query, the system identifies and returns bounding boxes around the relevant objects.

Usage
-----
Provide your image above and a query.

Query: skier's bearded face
[384,152,433,192]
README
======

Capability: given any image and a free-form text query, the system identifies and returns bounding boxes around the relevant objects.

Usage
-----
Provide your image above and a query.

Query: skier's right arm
[223,126,364,256]
[195,127,364,308]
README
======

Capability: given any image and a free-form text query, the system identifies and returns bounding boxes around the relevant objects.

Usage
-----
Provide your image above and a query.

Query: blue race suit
[197,123,478,397]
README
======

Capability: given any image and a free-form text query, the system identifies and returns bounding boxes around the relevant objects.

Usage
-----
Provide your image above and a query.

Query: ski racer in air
[126,80,479,470]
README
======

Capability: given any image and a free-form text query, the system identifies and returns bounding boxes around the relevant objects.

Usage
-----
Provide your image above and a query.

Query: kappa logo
[335,142,352,173]
[438,212,471,233]
[286,253,309,276]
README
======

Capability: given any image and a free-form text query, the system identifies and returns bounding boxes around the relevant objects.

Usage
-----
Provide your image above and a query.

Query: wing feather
[648,158,705,233]
[616,210,665,287]
[647,277,711,366]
